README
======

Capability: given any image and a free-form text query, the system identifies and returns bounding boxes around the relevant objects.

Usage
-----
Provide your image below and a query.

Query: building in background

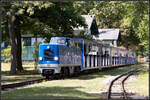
[1,35,45,61]
[93,29,120,47]
[74,15,99,36]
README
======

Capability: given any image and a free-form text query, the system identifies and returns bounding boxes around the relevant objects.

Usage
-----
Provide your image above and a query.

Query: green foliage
[13,1,87,40]
[137,14,148,56]
[109,43,113,46]
[2,1,87,41]
[2,42,27,62]
[2,46,11,62]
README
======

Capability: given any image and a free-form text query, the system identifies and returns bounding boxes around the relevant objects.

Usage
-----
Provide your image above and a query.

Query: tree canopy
[74,1,149,56]
[1,1,87,74]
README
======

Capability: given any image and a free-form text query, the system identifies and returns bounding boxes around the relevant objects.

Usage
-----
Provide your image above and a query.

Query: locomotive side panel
[58,45,81,66]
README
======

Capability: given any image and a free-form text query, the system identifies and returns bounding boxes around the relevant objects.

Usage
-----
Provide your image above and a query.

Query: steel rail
[1,78,46,91]
[107,68,140,99]
[121,69,141,99]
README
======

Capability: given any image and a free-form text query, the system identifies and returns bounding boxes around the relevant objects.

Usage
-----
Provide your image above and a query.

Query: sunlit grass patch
[2,62,35,72]
[2,62,42,85]
[2,63,11,72]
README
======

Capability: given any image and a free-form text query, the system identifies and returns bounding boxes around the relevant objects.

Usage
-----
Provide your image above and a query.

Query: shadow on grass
[2,78,28,83]
[2,86,101,99]
[2,70,41,85]
[2,76,42,84]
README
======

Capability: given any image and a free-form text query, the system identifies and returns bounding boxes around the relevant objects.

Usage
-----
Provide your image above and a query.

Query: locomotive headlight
[54,56,59,61]
[47,46,50,49]
[39,57,42,61]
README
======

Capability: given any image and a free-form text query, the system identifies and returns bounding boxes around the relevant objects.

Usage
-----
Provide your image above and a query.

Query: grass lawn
[2,62,149,99]
[2,62,42,85]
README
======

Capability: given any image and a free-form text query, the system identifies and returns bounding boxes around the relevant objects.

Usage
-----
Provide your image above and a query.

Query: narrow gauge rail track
[1,78,46,91]
[106,68,142,99]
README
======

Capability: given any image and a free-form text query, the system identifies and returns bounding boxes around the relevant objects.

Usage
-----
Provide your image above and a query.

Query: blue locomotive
[38,37,137,78]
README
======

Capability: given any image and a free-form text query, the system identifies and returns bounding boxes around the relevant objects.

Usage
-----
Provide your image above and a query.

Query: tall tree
[2,1,87,74]
[15,16,23,71]
[7,9,17,74]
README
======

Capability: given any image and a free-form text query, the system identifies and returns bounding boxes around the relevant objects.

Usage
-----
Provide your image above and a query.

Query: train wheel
[45,75,50,79]
[45,75,54,80]
[74,66,81,76]
[54,74,60,79]
[60,68,65,79]
[66,67,70,78]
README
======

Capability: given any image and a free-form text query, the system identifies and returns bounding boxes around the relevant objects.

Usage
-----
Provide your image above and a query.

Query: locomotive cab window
[57,39,65,44]
[44,49,54,61]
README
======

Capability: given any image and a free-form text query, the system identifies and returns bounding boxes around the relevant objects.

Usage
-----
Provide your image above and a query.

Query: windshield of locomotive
[44,49,54,61]
[57,39,65,44]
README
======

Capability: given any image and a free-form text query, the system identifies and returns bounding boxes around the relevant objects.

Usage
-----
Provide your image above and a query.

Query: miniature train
[38,37,137,78]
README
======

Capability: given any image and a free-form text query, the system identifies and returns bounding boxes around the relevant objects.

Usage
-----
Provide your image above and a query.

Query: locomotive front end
[38,44,60,77]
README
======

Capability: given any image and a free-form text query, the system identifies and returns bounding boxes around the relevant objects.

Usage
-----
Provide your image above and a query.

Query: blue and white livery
[38,37,137,78]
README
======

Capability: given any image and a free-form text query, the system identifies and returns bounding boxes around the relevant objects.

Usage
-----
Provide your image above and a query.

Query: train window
[74,41,81,49]
[114,49,119,56]
[112,48,117,56]
[91,44,98,51]
[44,49,54,61]
[104,51,109,56]
[106,48,110,54]
[88,45,91,52]
[124,51,126,57]
[102,47,105,55]
[78,43,82,49]
[57,39,65,44]
[88,43,98,55]
[84,44,87,54]
[99,47,103,55]
[112,48,114,56]
[74,42,78,47]
[70,40,76,47]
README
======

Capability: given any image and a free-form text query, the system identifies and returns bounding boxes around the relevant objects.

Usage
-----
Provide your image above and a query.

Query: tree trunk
[15,15,24,71]
[13,15,24,72]
[8,11,17,75]
[16,29,23,71]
